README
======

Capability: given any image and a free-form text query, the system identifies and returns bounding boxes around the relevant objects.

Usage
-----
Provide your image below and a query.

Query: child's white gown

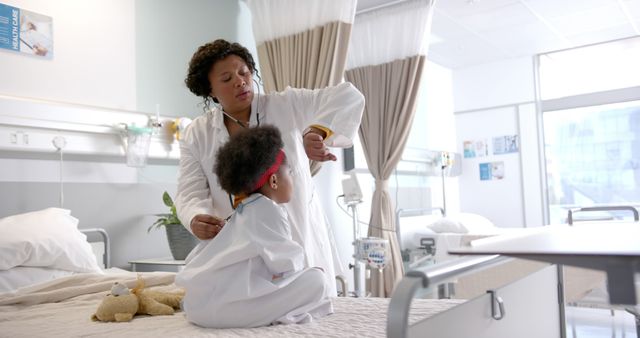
[175,194,332,328]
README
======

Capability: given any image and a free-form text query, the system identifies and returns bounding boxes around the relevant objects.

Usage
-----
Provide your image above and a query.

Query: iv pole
[347,201,365,297]
[440,151,450,217]
[342,171,365,297]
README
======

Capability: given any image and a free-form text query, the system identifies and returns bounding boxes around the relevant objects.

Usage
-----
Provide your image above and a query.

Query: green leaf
[147,223,159,233]
[162,191,174,207]
[148,191,183,234]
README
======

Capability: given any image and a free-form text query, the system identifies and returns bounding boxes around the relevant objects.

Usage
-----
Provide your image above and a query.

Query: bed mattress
[0,269,463,337]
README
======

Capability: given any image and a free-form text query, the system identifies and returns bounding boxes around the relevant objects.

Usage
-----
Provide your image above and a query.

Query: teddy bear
[91,276,184,322]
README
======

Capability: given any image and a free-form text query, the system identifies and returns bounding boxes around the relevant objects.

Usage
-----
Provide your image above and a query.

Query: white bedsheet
[0,266,75,293]
[0,270,462,337]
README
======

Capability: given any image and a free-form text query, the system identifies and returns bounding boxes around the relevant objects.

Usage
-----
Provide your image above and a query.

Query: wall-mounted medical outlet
[8,131,28,145]
[1,130,40,149]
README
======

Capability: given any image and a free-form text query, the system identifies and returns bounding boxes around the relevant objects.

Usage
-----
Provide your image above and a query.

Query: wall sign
[0,3,52,58]
[479,161,504,181]
[492,135,519,155]
[463,139,488,158]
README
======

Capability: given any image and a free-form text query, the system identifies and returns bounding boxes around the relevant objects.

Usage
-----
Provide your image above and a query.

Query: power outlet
[7,131,29,146]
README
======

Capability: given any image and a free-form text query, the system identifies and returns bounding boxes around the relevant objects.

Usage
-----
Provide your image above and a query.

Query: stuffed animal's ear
[132,275,146,294]
[110,282,131,296]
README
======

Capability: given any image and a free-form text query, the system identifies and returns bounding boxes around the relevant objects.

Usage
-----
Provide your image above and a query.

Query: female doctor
[175,39,364,296]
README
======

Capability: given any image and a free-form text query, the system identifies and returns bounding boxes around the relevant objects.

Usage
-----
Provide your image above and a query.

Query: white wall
[135,0,260,117]
[453,57,535,112]
[417,60,459,214]
[0,0,364,274]
[0,0,257,269]
[455,106,525,228]
[451,56,545,228]
[0,0,137,110]
[518,103,545,227]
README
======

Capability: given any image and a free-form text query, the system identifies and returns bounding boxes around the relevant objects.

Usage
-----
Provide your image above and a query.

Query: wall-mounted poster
[479,161,504,181]
[0,3,53,58]
[463,139,488,158]
[493,135,519,155]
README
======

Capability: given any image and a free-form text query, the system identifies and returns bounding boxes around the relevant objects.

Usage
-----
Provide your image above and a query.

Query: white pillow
[0,208,102,273]
[452,213,496,233]
[427,217,467,233]
[426,213,497,234]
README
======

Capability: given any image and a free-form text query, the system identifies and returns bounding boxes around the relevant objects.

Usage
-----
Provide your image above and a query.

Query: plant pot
[164,223,198,260]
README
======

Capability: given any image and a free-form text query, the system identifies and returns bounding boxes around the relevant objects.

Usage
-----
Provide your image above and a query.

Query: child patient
[175,125,332,328]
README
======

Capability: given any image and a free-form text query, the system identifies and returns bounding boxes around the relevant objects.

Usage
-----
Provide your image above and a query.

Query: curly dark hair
[214,125,285,195]
[185,39,260,106]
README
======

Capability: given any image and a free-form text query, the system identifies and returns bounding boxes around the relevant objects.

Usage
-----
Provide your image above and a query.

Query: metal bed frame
[79,228,111,269]
[388,255,564,338]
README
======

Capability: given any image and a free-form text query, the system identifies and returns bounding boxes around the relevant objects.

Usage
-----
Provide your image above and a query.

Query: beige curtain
[345,54,426,297]
[256,21,352,175]
[257,21,351,93]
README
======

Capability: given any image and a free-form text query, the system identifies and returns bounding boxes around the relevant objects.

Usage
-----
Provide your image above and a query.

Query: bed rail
[387,255,511,338]
[395,207,444,246]
[567,205,639,225]
[80,228,111,268]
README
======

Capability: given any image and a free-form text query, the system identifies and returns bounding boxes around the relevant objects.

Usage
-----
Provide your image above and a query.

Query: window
[538,37,640,100]
[539,36,640,224]
[543,100,640,224]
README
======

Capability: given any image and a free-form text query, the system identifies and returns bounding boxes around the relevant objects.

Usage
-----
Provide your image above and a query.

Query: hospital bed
[396,208,546,299]
[396,207,516,267]
[395,207,617,302]
[388,255,563,337]
[3,208,633,337]
[0,214,553,337]
[389,215,640,338]
[0,208,468,337]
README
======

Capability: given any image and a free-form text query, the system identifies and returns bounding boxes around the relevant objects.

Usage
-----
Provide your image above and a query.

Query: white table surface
[450,223,640,256]
[449,222,640,305]
[128,258,185,265]
[128,258,186,272]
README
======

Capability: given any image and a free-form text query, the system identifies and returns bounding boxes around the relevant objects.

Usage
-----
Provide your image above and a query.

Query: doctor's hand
[303,128,336,162]
[190,214,225,240]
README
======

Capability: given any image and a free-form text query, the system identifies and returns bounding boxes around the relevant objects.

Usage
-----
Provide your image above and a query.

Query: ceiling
[356,0,640,69]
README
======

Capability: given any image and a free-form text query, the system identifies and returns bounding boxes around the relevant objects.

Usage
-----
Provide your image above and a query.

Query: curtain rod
[356,0,412,16]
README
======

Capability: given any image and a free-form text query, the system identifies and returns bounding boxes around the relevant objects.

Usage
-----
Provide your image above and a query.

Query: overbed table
[449,222,640,305]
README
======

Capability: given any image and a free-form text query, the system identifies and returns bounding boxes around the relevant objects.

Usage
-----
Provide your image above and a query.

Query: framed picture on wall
[493,135,519,155]
[463,139,488,158]
[479,161,505,181]
[0,3,53,58]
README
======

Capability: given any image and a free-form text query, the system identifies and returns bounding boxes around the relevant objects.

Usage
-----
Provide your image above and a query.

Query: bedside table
[129,258,186,272]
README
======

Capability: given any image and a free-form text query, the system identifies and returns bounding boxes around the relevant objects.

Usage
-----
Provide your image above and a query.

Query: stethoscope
[221,78,263,210]
[218,77,263,128]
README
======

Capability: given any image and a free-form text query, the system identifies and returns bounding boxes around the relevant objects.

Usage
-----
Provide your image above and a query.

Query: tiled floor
[566,306,639,338]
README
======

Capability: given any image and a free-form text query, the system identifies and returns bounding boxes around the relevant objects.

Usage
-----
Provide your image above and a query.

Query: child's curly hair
[185,39,259,107]
[214,125,284,195]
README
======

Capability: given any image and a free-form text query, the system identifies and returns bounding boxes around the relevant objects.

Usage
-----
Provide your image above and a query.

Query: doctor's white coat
[176,82,365,296]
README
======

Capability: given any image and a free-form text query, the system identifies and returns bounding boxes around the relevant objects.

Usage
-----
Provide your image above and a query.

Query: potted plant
[149,191,198,260]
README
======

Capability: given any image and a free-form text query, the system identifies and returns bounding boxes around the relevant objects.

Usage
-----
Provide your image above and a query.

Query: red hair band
[252,149,285,191]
